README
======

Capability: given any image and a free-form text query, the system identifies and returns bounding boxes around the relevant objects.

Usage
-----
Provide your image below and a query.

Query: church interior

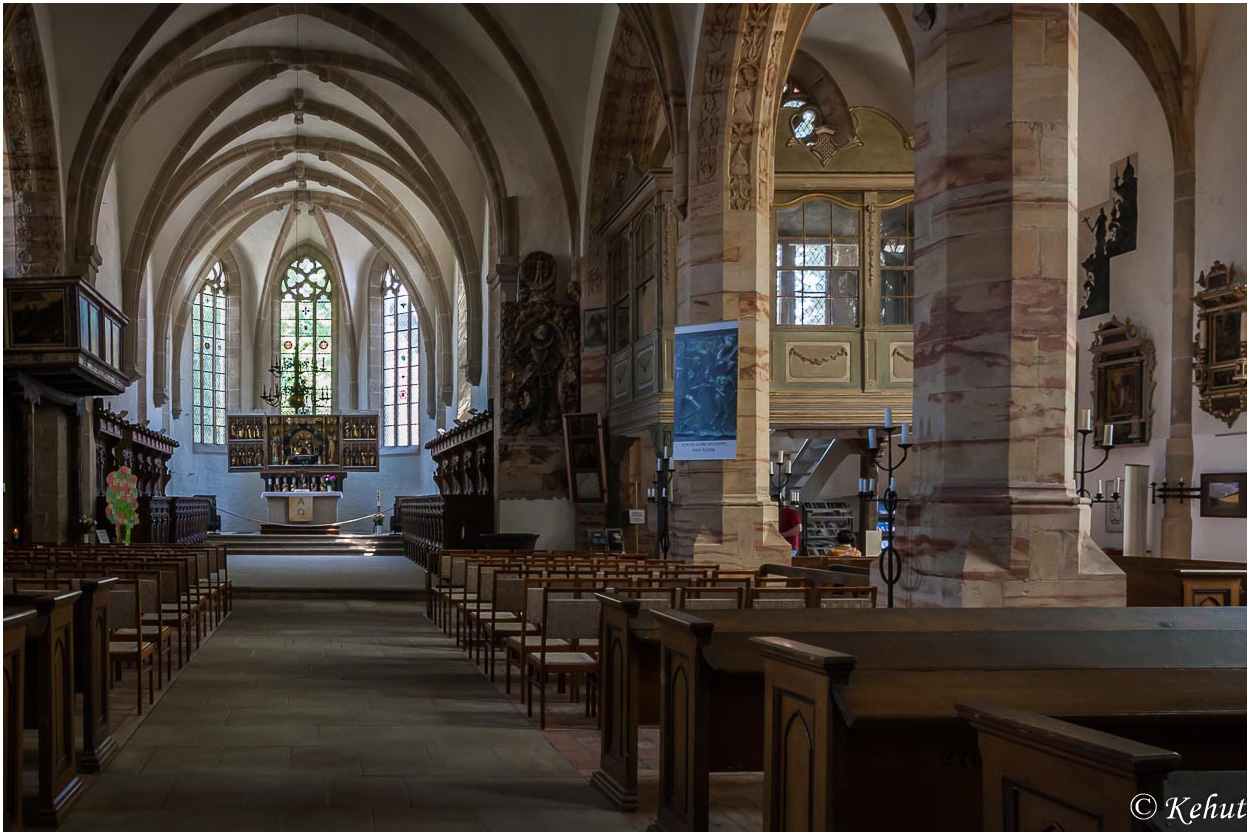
[2,2,1247,832]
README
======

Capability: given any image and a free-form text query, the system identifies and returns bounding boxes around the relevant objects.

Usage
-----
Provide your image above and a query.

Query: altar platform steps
[210,532,406,558]
[213,533,424,599]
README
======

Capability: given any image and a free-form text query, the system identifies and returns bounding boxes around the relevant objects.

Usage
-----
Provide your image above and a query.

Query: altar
[263,491,342,527]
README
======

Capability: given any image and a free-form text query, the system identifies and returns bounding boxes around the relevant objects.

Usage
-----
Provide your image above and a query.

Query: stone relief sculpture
[501,252,580,436]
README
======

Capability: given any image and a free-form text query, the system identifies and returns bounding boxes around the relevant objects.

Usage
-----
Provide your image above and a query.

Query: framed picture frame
[1105,495,1123,533]
[1200,472,1246,518]
[1089,317,1155,446]
[583,307,608,351]
[563,412,607,504]
[1193,261,1247,427]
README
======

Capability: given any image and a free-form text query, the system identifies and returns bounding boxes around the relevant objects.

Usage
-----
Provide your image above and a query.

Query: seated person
[829,529,863,559]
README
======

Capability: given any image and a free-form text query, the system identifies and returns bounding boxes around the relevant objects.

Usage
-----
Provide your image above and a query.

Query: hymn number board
[226,413,380,472]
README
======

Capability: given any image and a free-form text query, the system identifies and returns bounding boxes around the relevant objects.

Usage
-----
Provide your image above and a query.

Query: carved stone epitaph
[500,252,580,436]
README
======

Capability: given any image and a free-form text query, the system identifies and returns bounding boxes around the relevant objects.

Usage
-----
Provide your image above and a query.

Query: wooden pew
[956,701,1181,831]
[1110,555,1247,606]
[7,591,85,827]
[628,606,1244,831]
[744,609,1245,832]
[4,608,36,832]
[73,578,117,771]
[592,565,859,812]
[1180,569,1245,607]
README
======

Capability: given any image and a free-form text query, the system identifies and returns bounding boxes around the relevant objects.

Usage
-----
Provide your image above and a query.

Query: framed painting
[1200,473,1246,518]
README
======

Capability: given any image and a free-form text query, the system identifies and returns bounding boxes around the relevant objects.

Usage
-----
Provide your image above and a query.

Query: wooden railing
[169,496,212,544]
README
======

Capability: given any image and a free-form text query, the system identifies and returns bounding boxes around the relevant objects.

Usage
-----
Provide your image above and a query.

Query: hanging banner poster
[673,320,739,460]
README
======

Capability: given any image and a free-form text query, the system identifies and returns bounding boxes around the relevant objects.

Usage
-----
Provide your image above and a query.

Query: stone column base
[885,498,1126,608]
[673,498,793,570]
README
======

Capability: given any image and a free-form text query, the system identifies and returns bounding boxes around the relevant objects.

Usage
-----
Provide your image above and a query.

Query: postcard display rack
[801,500,856,556]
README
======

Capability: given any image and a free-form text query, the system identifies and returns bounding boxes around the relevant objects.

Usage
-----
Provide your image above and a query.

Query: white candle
[1115,477,1123,495]
[1081,409,1092,431]
[901,423,910,445]
[663,446,669,459]
[785,459,793,474]
[657,458,663,472]
[889,477,896,493]
[1103,423,1114,447]
[867,477,875,494]
[868,428,878,449]
[858,478,865,493]
[883,408,893,428]
[1097,478,1104,496]
[376,489,382,503]
[770,462,776,476]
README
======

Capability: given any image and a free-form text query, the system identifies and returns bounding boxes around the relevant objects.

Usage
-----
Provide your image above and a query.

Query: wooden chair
[108,579,157,715]
[814,585,878,608]
[526,587,602,729]
[750,583,811,609]
[681,586,744,610]
[110,568,174,687]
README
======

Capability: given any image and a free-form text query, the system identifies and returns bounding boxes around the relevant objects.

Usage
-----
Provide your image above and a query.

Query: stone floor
[61,598,633,831]
[227,555,424,593]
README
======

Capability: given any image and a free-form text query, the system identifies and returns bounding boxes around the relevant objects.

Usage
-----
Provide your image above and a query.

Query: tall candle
[1115,477,1123,495]
[656,458,663,472]
[858,478,866,493]
[785,459,793,474]
[867,477,875,494]
[901,423,910,445]
[1098,478,1104,496]
[376,489,382,503]
[883,407,893,428]
[1081,409,1093,431]
[1103,423,1114,447]
[868,428,878,449]
[889,477,896,492]
[663,446,669,459]
[770,462,776,476]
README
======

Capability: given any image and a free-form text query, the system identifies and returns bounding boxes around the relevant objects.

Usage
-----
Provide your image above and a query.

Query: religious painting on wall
[583,308,608,351]
[1079,154,1139,319]
[673,321,738,460]
[1089,317,1154,446]
[1200,472,1246,518]
[6,288,67,345]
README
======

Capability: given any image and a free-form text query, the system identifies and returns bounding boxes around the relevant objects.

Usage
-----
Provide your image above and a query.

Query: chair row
[428,550,876,727]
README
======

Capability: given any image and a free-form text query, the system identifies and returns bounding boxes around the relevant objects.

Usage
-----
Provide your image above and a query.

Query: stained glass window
[382,268,420,446]
[279,257,333,414]
[192,262,227,444]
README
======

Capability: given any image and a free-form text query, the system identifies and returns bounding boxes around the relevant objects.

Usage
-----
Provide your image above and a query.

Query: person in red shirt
[779,501,802,557]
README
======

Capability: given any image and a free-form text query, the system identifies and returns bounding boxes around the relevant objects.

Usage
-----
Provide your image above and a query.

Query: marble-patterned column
[901,4,1124,607]
[669,4,792,569]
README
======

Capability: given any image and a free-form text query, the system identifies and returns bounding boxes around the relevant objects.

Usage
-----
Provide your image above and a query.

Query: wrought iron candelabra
[647,446,675,559]
[1150,479,1201,505]
[260,354,331,413]
[769,451,795,516]
[857,409,912,608]
[1075,409,1120,503]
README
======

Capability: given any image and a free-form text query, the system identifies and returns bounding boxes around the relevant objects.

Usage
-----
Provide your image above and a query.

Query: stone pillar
[901,4,1124,607]
[1162,39,1198,558]
[669,4,792,569]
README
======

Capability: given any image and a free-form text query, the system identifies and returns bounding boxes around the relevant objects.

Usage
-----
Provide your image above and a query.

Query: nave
[61,598,632,832]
